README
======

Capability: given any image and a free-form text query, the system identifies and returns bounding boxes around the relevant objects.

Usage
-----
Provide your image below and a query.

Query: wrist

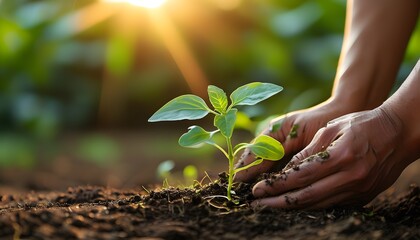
[379,103,420,165]
[379,61,420,163]
[323,95,365,115]
[331,72,392,112]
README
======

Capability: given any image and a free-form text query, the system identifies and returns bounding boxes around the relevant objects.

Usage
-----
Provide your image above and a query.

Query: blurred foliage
[156,160,198,187]
[76,134,120,166]
[0,134,35,168]
[0,0,419,168]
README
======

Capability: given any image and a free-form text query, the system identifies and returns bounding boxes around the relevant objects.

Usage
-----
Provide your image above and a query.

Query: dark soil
[0,173,419,240]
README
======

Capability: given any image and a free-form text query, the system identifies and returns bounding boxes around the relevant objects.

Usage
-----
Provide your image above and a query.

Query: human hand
[251,107,407,209]
[235,99,355,182]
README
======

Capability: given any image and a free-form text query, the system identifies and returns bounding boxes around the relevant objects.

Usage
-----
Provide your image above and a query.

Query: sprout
[149,82,285,201]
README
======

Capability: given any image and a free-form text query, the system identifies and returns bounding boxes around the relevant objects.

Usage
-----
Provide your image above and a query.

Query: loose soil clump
[0,174,419,239]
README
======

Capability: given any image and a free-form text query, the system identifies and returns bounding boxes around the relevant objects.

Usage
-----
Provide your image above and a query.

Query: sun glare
[104,0,167,9]
[94,0,208,98]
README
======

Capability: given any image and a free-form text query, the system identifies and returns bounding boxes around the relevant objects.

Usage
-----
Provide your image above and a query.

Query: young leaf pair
[149,82,285,201]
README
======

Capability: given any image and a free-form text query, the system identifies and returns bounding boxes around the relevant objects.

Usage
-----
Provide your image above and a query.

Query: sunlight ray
[74,2,116,33]
[104,0,167,9]
[150,11,209,97]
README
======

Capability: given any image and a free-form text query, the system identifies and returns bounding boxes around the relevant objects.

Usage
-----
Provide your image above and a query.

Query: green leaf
[230,82,283,106]
[233,143,248,154]
[148,95,210,122]
[214,108,237,138]
[248,135,284,160]
[208,85,228,113]
[179,126,217,148]
[234,158,264,174]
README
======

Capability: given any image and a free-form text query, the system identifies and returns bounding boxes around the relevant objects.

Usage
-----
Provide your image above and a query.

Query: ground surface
[1,133,419,240]
[0,174,419,240]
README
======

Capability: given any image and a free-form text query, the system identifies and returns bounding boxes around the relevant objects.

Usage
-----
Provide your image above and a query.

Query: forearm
[331,0,420,111]
[381,60,420,164]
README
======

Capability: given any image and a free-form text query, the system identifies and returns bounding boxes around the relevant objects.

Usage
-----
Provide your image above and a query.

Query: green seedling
[148,82,285,201]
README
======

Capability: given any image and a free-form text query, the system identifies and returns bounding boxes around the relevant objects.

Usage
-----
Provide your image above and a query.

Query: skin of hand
[234,98,358,182]
[234,0,420,183]
[251,60,420,209]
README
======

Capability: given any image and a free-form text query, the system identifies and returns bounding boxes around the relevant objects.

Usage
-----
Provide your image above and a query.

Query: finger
[252,148,338,198]
[234,117,294,182]
[252,171,349,209]
[269,115,310,158]
[253,188,371,209]
[284,124,341,172]
[252,191,352,210]
[303,124,343,156]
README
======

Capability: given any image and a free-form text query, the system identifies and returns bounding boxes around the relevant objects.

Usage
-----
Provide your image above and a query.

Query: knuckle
[294,164,315,186]
[347,166,371,192]
[293,151,306,162]
[353,167,369,182]
[338,148,355,165]
[311,126,334,144]
[313,127,326,139]
[327,120,336,126]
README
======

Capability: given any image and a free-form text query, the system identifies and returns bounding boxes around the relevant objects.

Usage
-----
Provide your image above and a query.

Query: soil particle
[317,151,330,161]
[289,124,299,138]
[0,181,419,239]
[262,172,288,186]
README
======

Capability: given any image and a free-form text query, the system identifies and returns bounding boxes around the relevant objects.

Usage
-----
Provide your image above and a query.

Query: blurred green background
[0,0,419,191]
